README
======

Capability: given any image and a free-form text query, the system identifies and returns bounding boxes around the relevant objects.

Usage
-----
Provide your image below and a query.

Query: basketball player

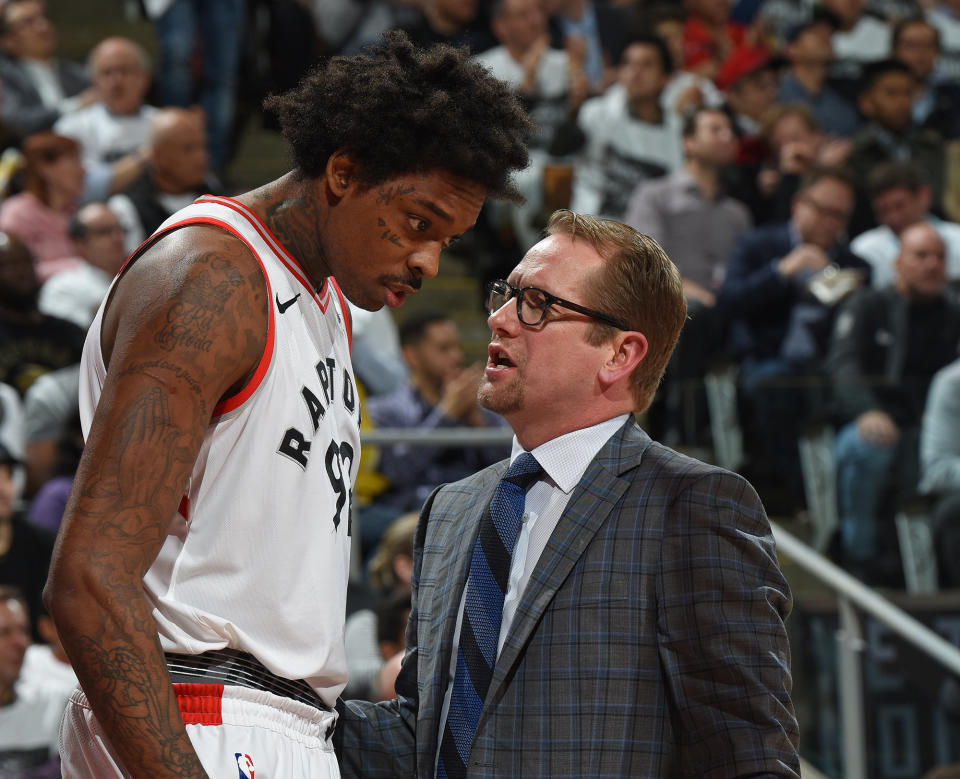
[43,33,531,779]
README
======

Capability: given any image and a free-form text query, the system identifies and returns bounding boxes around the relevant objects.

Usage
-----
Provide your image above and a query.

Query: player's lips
[384,283,417,308]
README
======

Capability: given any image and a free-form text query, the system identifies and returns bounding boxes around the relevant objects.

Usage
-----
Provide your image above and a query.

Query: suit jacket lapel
[484,420,650,707]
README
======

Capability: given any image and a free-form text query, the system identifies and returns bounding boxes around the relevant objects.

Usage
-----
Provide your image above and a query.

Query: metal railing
[773,523,960,779]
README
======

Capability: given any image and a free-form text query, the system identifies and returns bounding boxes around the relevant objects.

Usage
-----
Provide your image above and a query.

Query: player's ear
[326,150,356,197]
[598,331,647,386]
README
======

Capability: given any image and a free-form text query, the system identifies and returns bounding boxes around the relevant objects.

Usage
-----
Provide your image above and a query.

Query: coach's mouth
[486,344,517,376]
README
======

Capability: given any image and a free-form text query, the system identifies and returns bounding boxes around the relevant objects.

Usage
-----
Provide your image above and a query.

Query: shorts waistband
[165,649,332,713]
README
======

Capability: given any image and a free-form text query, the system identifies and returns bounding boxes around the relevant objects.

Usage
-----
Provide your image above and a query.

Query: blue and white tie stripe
[437,452,542,779]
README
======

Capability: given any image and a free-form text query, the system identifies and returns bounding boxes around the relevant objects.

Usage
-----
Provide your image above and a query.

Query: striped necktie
[437,452,542,779]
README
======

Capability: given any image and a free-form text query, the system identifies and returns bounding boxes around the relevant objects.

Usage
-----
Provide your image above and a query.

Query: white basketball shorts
[59,683,340,778]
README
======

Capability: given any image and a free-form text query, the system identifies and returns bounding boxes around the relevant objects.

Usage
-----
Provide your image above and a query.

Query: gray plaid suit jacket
[338,418,800,778]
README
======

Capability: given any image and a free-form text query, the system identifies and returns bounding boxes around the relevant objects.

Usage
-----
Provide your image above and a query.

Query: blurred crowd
[3,0,960,771]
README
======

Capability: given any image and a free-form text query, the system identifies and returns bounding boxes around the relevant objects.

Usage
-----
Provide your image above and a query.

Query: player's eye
[408,216,430,232]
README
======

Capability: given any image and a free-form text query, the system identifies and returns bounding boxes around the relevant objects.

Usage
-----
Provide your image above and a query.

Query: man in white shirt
[850,161,960,289]
[559,35,683,218]
[38,202,127,329]
[0,587,66,776]
[472,0,589,248]
[54,36,156,202]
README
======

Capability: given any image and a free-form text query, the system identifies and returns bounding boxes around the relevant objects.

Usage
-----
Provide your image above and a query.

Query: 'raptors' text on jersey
[79,196,360,707]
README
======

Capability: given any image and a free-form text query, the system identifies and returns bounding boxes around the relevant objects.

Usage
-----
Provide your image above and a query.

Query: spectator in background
[919,356,960,588]
[555,34,683,218]
[851,162,960,290]
[648,4,724,119]
[624,106,749,442]
[142,0,245,175]
[0,437,54,643]
[928,0,960,82]
[38,203,127,329]
[399,0,496,55]
[541,0,635,95]
[54,36,156,203]
[23,408,80,535]
[0,232,84,397]
[778,15,861,139]
[892,16,960,140]
[743,104,852,225]
[847,58,945,236]
[474,0,583,149]
[109,107,216,254]
[0,132,84,282]
[820,0,892,95]
[716,48,785,222]
[347,303,408,398]
[0,381,23,495]
[827,222,960,584]
[682,0,746,79]
[716,47,783,167]
[366,312,509,537]
[0,0,91,136]
[719,166,870,514]
[0,587,66,777]
[343,512,417,701]
[21,364,78,502]
[16,603,77,704]
[473,0,589,249]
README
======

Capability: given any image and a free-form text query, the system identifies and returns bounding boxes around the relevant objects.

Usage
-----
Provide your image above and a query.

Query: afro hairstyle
[264,31,533,202]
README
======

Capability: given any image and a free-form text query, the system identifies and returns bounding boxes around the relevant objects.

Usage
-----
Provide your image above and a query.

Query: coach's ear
[326,150,357,198]
[598,331,647,387]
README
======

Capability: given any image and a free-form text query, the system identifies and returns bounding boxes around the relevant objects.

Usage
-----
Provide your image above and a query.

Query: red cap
[715,46,776,91]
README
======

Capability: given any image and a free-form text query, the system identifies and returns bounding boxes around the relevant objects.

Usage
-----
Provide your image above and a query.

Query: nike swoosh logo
[276,292,301,314]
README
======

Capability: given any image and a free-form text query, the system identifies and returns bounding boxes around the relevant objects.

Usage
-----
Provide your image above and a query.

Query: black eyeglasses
[485,279,629,330]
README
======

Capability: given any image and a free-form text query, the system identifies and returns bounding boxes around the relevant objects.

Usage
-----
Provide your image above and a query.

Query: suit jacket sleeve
[658,466,800,777]
[335,487,440,778]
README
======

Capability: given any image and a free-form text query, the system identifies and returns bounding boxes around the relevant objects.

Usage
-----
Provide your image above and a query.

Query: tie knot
[503,452,541,487]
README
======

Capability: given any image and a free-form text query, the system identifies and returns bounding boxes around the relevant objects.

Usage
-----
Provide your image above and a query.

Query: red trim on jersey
[195,195,331,313]
[329,277,352,352]
[131,214,276,417]
[177,494,190,520]
[174,683,224,725]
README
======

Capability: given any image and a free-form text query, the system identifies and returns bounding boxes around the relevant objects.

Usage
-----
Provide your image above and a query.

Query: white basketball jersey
[80,196,360,707]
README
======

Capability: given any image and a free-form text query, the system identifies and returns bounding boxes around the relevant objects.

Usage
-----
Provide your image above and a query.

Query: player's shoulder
[122,222,266,300]
[102,222,269,361]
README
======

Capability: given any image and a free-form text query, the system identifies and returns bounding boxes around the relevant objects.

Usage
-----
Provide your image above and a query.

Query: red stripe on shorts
[174,683,224,726]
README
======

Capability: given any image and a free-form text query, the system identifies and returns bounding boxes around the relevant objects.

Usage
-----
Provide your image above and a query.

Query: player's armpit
[45,227,268,779]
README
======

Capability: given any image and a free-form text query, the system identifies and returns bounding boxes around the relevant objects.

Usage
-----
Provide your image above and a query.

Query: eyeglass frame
[485,279,629,331]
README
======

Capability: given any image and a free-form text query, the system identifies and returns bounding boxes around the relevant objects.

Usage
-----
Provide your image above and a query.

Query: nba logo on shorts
[235,752,255,778]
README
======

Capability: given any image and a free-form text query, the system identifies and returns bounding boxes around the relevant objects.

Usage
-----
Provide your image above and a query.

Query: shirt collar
[510,414,630,493]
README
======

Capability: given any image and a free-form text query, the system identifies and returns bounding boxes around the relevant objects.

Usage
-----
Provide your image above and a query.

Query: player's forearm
[48,568,208,778]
